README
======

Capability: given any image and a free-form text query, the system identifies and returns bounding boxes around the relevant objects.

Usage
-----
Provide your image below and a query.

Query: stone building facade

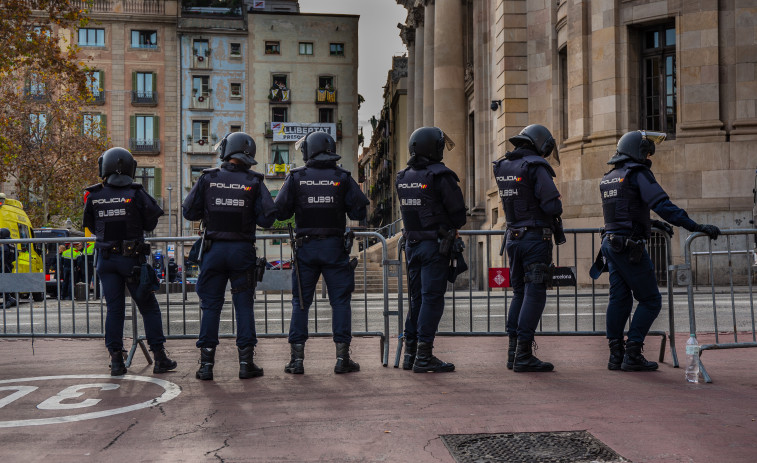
[399,0,757,284]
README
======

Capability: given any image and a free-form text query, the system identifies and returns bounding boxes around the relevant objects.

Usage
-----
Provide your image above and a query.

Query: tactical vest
[493,154,554,229]
[600,162,650,237]
[292,166,348,236]
[396,163,449,241]
[87,184,144,243]
[202,167,262,241]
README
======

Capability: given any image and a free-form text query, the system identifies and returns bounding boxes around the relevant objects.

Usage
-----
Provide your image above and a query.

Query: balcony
[264,122,273,138]
[186,138,214,154]
[265,163,295,178]
[131,90,158,106]
[88,91,106,105]
[269,87,291,104]
[71,0,167,14]
[315,89,337,104]
[24,89,47,102]
[191,52,212,70]
[190,93,213,111]
[129,138,160,155]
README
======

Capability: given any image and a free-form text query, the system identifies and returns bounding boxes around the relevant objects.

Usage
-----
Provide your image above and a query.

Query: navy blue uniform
[493,146,562,342]
[396,161,466,343]
[600,161,697,343]
[183,162,276,348]
[82,182,166,353]
[274,159,368,344]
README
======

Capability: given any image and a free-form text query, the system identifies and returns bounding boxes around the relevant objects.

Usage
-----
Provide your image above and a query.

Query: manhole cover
[441,431,628,463]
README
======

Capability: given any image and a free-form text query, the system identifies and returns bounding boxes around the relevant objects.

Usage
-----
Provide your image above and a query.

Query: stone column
[406,41,416,137]
[414,21,425,130]
[423,0,435,127]
[433,0,466,193]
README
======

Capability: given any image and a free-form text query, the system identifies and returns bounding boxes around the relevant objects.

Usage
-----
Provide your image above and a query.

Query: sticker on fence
[488,268,510,288]
[551,266,577,287]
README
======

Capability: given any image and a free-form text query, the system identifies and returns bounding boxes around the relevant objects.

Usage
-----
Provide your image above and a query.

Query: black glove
[695,224,721,240]
[651,220,673,237]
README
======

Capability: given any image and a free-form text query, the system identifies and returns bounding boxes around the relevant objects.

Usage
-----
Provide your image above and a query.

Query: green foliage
[271,215,295,230]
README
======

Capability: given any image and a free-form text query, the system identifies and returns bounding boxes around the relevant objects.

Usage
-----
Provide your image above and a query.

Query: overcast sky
[298,0,408,155]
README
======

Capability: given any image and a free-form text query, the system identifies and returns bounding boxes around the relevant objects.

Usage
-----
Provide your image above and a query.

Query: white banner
[271,122,337,142]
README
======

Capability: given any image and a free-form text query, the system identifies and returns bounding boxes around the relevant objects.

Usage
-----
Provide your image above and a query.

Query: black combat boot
[607,338,625,371]
[506,335,517,370]
[621,340,658,371]
[109,350,127,376]
[238,345,264,379]
[402,338,417,370]
[412,341,455,373]
[151,345,177,374]
[196,347,215,380]
[334,342,360,374]
[284,343,305,374]
[513,339,554,372]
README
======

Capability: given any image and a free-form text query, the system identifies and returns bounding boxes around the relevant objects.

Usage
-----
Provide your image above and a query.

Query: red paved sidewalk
[0,334,755,462]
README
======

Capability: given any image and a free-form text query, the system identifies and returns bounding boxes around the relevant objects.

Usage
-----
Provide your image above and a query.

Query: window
[265,41,280,55]
[26,73,46,98]
[28,25,50,41]
[270,74,289,102]
[134,167,156,197]
[299,42,313,55]
[193,39,209,57]
[272,107,288,122]
[329,43,344,56]
[83,113,105,138]
[230,125,241,133]
[78,28,104,46]
[130,115,160,152]
[270,144,290,177]
[29,112,46,142]
[88,71,104,102]
[134,72,153,96]
[272,74,288,89]
[192,120,209,144]
[641,23,676,134]
[319,108,334,123]
[230,42,241,56]
[135,115,156,142]
[319,76,334,90]
[230,83,242,98]
[131,30,157,49]
[193,76,210,97]
[190,166,208,186]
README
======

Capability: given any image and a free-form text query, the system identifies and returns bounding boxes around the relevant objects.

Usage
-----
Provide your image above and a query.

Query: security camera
[490,100,502,111]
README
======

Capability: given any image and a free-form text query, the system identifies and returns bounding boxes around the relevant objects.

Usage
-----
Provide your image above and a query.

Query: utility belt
[606,233,646,264]
[297,234,337,244]
[102,240,150,259]
[507,227,553,241]
[297,232,354,256]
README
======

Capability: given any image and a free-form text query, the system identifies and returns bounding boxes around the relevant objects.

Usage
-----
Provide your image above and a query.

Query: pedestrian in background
[83,147,176,376]
[0,228,17,309]
[274,131,369,375]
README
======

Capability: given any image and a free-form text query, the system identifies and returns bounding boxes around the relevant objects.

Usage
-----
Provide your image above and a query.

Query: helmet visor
[294,135,307,152]
[641,131,666,145]
[442,133,456,151]
[549,146,561,167]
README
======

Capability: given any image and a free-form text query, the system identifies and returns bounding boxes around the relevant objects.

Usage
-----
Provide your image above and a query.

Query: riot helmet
[99,147,137,187]
[408,126,455,163]
[0,228,10,239]
[297,131,340,162]
[608,130,666,164]
[508,124,559,165]
[216,132,257,166]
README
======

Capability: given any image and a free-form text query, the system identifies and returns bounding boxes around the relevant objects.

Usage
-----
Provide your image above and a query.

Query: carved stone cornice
[398,23,416,45]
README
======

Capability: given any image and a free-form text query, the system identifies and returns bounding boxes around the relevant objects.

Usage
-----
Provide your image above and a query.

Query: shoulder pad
[203,167,220,174]
[290,166,306,173]
[624,161,649,171]
[84,183,104,193]
[523,155,556,177]
[129,182,145,190]
[335,166,351,177]
[246,170,264,181]
[427,163,460,182]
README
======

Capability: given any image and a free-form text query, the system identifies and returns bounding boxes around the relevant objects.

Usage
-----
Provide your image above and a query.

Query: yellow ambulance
[0,193,45,300]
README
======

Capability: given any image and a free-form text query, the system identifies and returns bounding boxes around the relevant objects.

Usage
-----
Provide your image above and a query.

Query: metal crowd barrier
[0,233,392,367]
[682,229,757,383]
[392,228,679,369]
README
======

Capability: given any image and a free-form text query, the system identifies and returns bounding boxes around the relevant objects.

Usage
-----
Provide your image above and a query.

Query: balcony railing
[187,138,214,154]
[190,93,213,110]
[131,90,158,105]
[269,87,290,103]
[315,88,337,104]
[264,122,273,138]
[191,52,212,69]
[265,163,295,177]
[89,91,106,105]
[71,0,165,14]
[129,138,160,154]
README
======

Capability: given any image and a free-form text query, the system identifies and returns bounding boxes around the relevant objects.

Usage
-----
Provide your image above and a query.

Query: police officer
[0,228,17,309]
[183,132,276,380]
[599,130,720,371]
[274,131,368,375]
[59,243,80,300]
[83,147,176,376]
[493,124,562,373]
[396,126,466,373]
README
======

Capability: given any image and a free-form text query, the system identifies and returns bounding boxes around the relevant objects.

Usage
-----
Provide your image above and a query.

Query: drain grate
[440,431,628,463]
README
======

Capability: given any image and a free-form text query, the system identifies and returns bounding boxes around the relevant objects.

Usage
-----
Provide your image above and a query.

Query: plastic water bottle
[685,335,700,383]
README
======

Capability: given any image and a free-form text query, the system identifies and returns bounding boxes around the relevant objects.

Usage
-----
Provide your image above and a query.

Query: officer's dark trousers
[288,237,354,344]
[97,253,166,352]
[404,239,449,343]
[60,259,74,299]
[602,237,661,343]
[196,241,258,348]
[505,232,552,341]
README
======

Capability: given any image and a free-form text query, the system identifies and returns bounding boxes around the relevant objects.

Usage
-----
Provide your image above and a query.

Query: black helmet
[509,124,557,163]
[217,132,257,166]
[408,126,454,163]
[99,147,136,187]
[609,130,666,164]
[300,131,339,162]
[0,228,10,239]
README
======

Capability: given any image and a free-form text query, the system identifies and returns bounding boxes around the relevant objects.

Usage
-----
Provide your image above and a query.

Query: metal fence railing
[682,229,757,383]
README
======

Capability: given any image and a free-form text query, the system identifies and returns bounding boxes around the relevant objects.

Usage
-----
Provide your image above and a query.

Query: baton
[288,224,306,311]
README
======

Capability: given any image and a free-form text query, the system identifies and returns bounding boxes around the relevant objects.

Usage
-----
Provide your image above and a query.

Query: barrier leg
[699,355,712,383]
[125,298,152,367]
[394,335,404,369]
